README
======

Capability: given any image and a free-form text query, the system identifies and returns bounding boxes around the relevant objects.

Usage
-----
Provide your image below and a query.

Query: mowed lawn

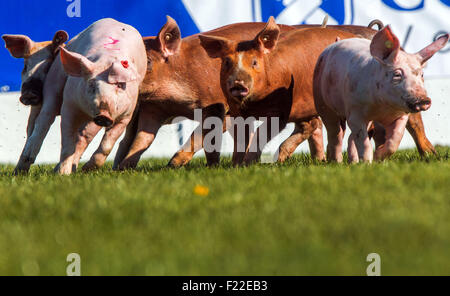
[0,147,449,276]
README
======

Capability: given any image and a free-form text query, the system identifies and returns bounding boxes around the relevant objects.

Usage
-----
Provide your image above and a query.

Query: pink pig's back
[315,37,379,117]
[65,18,146,74]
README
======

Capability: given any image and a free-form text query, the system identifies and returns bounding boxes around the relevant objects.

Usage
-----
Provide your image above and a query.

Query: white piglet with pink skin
[55,18,146,174]
[314,25,449,163]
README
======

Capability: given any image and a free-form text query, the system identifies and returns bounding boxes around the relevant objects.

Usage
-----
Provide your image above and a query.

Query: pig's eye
[117,82,126,90]
[251,58,258,68]
[392,70,403,83]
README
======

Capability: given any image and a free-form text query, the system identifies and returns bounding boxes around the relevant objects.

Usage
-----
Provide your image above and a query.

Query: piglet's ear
[107,61,138,84]
[370,25,400,64]
[157,15,181,58]
[199,35,232,58]
[255,16,280,54]
[417,33,449,65]
[51,30,69,54]
[60,47,95,78]
[2,34,33,58]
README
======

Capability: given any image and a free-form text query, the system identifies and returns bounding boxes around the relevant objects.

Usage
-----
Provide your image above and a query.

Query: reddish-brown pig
[198,17,358,164]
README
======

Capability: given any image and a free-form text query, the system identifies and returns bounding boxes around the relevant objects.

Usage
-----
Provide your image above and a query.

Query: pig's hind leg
[318,109,346,163]
[72,121,102,169]
[169,124,204,168]
[307,119,326,161]
[169,103,226,168]
[347,114,373,163]
[243,117,287,165]
[277,117,325,162]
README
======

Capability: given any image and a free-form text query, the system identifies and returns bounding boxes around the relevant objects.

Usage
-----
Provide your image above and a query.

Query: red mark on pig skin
[121,60,129,68]
[104,36,120,50]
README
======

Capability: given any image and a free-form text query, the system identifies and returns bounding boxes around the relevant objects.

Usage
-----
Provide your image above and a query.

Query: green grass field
[0,147,449,275]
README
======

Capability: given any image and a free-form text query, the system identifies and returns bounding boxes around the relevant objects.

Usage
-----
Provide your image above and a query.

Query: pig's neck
[139,43,225,118]
[255,51,295,99]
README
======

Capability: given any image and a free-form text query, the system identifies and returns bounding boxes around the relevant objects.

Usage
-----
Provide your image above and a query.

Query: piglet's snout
[94,110,113,127]
[406,96,432,113]
[19,92,41,106]
[20,79,44,106]
[416,97,432,112]
[227,79,250,100]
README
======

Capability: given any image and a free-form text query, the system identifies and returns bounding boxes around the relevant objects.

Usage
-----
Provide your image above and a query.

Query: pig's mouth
[94,115,114,127]
[20,92,42,106]
[229,83,249,100]
[406,97,432,113]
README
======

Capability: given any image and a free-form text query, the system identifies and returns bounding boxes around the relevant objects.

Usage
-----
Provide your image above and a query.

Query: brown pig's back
[295,24,377,39]
[139,22,298,118]
[272,28,359,122]
[138,22,372,119]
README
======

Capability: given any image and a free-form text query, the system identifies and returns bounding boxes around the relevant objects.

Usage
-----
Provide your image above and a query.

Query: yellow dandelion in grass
[194,185,209,196]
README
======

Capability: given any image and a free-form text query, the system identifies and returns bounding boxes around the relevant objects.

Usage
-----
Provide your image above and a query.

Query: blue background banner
[0,0,199,91]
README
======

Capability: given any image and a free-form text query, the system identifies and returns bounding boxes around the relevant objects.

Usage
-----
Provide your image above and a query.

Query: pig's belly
[325,92,348,118]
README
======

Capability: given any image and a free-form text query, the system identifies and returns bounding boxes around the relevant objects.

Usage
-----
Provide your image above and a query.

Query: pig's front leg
[347,114,373,163]
[14,105,43,174]
[227,118,255,166]
[72,121,102,169]
[26,105,42,139]
[15,64,66,174]
[56,104,88,175]
[374,114,408,161]
[15,98,62,174]
[82,117,131,171]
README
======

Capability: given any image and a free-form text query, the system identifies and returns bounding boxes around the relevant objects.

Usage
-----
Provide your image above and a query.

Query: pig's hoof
[54,164,71,175]
[313,154,327,162]
[14,164,31,175]
[418,141,436,156]
[82,161,99,172]
[206,161,220,167]
[13,168,29,176]
[168,154,191,168]
[277,150,290,163]
[243,154,259,166]
[118,159,138,171]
